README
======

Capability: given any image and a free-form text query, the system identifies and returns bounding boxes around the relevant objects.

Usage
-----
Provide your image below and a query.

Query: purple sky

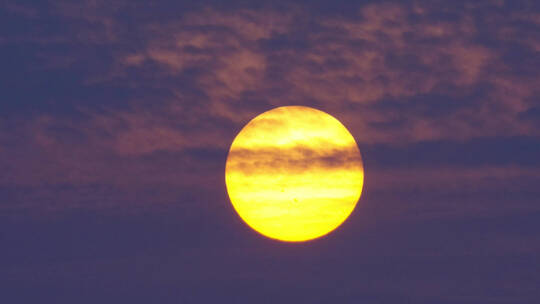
[1,0,540,303]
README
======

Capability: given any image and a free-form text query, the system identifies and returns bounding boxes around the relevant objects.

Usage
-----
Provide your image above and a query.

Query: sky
[1,0,540,302]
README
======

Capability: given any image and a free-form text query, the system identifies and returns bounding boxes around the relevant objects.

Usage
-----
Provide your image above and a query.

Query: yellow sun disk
[225,106,364,242]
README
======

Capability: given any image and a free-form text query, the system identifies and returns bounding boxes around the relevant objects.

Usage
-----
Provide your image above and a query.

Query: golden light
[225,106,364,242]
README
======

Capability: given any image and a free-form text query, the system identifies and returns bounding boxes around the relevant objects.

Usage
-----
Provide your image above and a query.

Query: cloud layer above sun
[1,0,539,216]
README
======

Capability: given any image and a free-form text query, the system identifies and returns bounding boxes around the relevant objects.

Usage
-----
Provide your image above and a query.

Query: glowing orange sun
[225,106,364,242]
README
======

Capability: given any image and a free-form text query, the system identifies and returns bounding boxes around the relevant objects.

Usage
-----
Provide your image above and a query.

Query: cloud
[227,145,363,175]
[91,2,538,145]
[1,0,539,216]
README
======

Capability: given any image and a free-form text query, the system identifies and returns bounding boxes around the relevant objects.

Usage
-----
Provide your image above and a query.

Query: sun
[225,106,364,242]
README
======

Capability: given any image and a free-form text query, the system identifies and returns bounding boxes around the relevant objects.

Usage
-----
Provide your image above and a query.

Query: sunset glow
[225,106,364,242]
